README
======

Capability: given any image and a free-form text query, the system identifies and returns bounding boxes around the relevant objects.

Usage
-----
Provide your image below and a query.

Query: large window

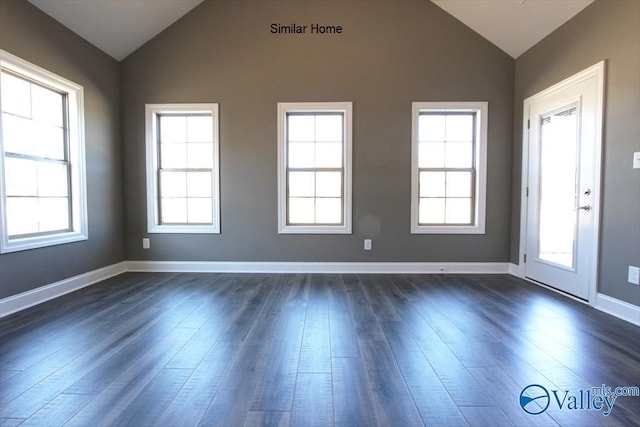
[145,104,220,233]
[0,50,87,253]
[411,102,487,234]
[277,102,352,234]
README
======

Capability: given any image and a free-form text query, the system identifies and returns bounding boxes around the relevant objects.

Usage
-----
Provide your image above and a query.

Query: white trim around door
[518,61,605,305]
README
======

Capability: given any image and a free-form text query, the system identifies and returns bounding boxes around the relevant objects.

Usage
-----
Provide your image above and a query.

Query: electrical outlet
[633,152,640,169]
[629,266,640,285]
[364,239,372,251]
[142,238,150,249]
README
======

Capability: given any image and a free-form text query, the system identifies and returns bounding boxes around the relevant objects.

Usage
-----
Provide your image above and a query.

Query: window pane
[316,171,342,197]
[315,142,342,168]
[36,124,65,160]
[288,171,315,197]
[419,115,445,142]
[288,115,315,142]
[38,197,69,232]
[288,197,315,224]
[161,198,187,223]
[187,116,213,142]
[5,157,37,196]
[160,116,187,143]
[31,85,64,126]
[1,72,31,118]
[6,197,38,236]
[419,198,445,224]
[38,163,69,197]
[445,115,473,142]
[315,115,343,142]
[160,171,187,197]
[316,198,342,224]
[161,143,187,168]
[419,142,444,168]
[2,76,67,167]
[445,142,473,168]
[538,110,579,268]
[420,171,445,197]
[186,171,212,197]
[187,198,212,223]
[288,142,315,168]
[2,113,36,155]
[446,171,472,197]
[187,143,214,168]
[445,198,472,224]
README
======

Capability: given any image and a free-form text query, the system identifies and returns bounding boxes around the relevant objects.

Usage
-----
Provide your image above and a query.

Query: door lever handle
[577,205,591,212]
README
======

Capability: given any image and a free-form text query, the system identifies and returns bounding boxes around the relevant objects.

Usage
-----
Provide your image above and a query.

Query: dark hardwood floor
[1,272,638,426]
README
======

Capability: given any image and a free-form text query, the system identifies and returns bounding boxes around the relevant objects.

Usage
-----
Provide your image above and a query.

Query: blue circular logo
[519,384,550,415]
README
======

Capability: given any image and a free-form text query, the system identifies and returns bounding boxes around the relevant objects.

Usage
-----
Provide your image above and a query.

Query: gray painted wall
[2,0,636,309]
[0,0,125,299]
[512,0,640,305]
[121,0,515,263]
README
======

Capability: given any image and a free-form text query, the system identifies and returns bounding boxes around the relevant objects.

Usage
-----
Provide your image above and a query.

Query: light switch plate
[143,238,150,249]
[364,239,372,251]
[633,152,640,169]
[629,266,640,285]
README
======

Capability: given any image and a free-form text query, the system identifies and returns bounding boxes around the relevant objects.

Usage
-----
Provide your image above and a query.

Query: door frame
[518,61,605,306]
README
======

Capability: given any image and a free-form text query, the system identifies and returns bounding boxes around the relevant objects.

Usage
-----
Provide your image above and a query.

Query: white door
[522,62,604,301]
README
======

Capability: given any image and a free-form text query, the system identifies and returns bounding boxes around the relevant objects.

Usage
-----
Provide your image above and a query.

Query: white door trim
[518,60,605,306]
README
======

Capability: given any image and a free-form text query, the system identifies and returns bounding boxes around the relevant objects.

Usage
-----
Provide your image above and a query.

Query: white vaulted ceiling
[28,0,595,61]
[431,0,595,58]
[28,0,205,61]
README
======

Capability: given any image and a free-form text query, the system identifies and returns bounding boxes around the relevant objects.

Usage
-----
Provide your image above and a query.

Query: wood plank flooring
[1,272,638,426]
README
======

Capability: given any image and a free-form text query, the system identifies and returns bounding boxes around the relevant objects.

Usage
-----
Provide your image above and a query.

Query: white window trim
[411,101,487,234]
[277,102,352,234]
[0,50,88,254]
[145,103,220,234]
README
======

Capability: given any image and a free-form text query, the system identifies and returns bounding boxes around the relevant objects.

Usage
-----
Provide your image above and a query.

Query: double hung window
[145,104,220,233]
[0,50,87,253]
[277,102,352,234]
[411,102,487,234]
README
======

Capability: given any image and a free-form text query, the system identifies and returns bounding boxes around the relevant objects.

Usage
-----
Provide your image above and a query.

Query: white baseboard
[0,261,510,318]
[509,262,522,277]
[0,262,127,318]
[125,260,511,274]
[519,269,639,326]
[595,293,640,326]
[4,261,637,327]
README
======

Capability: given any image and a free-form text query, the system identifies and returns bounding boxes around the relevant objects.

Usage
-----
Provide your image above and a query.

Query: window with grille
[0,50,87,253]
[411,102,487,234]
[277,102,352,234]
[145,104,220,233]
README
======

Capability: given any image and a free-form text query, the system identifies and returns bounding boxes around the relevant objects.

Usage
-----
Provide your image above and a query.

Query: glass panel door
[537,105,579,269]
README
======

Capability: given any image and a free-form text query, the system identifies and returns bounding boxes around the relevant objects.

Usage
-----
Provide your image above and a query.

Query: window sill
[1,231,88,254]
[411,224,485,235]
[278,224,352,235]
[148,225,220,234]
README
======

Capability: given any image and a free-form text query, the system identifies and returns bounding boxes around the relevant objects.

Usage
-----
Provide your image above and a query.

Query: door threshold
[523,276,590,305]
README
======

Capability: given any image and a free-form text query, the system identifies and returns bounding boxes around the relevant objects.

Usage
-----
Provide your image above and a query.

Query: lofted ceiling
[28,0,205,61]
[431,0,595,58]
[28,0,595,61]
